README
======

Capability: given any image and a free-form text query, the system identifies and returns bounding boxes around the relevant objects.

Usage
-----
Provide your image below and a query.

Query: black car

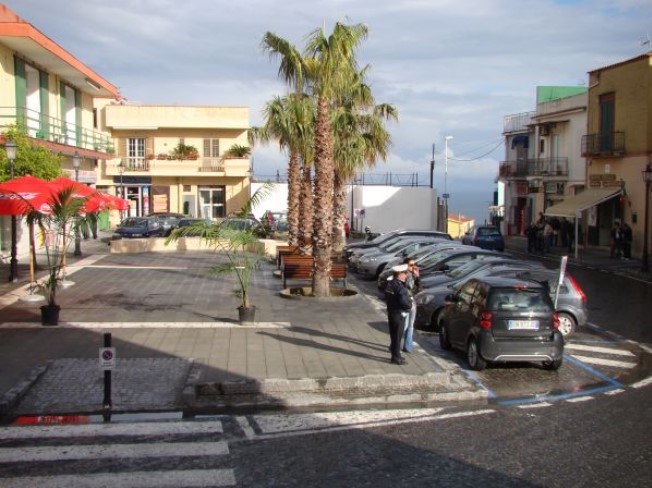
[461,225,505,251]
[113,217,165,239]
[439,276,564,371]
[146,212,186,236]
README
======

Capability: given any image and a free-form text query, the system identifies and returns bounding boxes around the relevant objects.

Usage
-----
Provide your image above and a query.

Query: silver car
[356,237,446,278]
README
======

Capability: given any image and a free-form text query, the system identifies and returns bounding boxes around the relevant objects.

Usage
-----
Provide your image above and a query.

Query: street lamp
[642,163,652,273]
[73,152,82,257]
[117,161,125,198]
[444,135,453,233]
[5,138,18,282]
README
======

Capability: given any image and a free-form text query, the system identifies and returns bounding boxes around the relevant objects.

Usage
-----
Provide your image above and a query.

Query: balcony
[503,111,535,134]
[0,106,114,155]
[499,158,569,178]
[107,157,250,178]
[581,132,625,157]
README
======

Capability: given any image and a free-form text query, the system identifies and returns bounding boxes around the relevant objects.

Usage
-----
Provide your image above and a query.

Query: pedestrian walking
[543,220,554,253]
[610,222,622,258]
[384,264,413,365]
[402,257,421,353]
[622,222,632,259]
[526,222,537,253]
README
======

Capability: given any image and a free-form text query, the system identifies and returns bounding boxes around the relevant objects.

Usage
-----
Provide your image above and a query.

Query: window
[198,186,226,219]
[127,138,146,169]
[599,93,615,152]
[203,139,220,158]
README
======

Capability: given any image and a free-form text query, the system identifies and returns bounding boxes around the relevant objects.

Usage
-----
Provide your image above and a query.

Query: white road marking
[0,441,229,463]
[564,343,635,357]
[0,469,236,488]
[516,402,552,409]
[0,420,223,440]
[570,355,637,369]
[631,376,652,389]
[603,388,626,396]
[236,416,256,440]
[247,409,495,441]
[640,344,652,355]
[0,321,290,329]
[566,396,594,403]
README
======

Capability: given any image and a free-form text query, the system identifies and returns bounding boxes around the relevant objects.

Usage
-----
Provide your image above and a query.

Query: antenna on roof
[641,32,651,48]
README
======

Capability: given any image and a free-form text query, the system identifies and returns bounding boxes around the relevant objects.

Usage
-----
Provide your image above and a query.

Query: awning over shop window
[511,134,529,149]
[544,187,621,219]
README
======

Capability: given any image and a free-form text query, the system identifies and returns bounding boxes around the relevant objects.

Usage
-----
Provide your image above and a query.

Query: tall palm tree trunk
[287,150,301,247]
[312,96,335,296]
[299,163,314,255]
[332,171,348,255]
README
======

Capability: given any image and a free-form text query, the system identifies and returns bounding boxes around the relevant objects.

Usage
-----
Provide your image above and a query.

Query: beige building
[447,214,474,239]
[546,52,652,255]
[0,4,120,261]
[96,103,251,222]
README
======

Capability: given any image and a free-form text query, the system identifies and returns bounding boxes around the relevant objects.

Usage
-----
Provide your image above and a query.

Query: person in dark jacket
[384,264,413,365]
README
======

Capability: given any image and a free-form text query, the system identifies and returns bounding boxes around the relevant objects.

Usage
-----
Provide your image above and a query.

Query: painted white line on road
[603,388,626,396]
[0,469,236,488]
[565,396,594,403]
[246,409,494,441]
[0,420,223,440]
[640,344,652,355]
[236,416,256,440]
[516,402,552,409]
[631,376,652,389]
[570,355,637,369]
[0,440,229,463]
[564,343,635,356]
[0,321,291,329]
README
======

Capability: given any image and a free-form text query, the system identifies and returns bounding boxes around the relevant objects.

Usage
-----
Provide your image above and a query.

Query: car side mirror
[445,293,457,302]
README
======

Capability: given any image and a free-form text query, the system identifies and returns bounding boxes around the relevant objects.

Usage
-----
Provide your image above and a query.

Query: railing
[581,132,625,157]
[503,111,535,133]
[108,157,249,177]
[500,157,569,178]
[0,106,114,154]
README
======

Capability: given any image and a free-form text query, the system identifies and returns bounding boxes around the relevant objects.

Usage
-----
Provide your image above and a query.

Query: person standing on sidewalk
[402,257,421,353]
[610,222,623,258]
[384,264,413,365]
[622,222,632,259]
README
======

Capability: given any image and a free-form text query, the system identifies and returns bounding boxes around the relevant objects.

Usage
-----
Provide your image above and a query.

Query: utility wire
[449,140,504,161]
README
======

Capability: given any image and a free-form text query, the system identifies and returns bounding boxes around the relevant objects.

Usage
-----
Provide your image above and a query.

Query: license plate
[508,320,539,330]
[131,234,142,237]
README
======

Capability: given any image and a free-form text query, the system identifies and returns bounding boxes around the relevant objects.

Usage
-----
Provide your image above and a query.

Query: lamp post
[117,161,125,219]
[5,138,18,282]
[642,163,652,273]
[444,135,453,233]
[73,152,82,257]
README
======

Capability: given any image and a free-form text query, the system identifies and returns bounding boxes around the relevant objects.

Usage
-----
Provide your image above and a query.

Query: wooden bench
[281,255,347,288]
[276,245,299,269]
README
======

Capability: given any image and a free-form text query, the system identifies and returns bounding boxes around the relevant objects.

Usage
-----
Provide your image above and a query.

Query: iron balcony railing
[500,157,569,178]
[503,111,535,133]
[581,132,625,157]
[0,106,114,154]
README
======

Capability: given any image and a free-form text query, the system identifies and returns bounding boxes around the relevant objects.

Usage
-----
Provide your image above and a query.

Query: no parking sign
[99,347,116,370]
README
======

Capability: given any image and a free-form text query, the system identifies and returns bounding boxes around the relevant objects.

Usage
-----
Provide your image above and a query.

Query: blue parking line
[563,354,623,387]
[461,369,496,399]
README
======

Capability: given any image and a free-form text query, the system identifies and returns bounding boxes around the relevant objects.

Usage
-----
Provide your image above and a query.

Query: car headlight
[415,293,434,305]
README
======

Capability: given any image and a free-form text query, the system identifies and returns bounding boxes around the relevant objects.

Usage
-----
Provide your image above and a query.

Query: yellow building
[447,214,475,239]
[96,103,251,222]
[547,52,652,255]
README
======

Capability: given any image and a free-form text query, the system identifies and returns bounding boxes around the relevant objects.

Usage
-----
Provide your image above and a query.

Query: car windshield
[478,227,501,237]
[447,259,488,278]
[419,249,456,268]
[488,287,552,312]
[378,237,405,252]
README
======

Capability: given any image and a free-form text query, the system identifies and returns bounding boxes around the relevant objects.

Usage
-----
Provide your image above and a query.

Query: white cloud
[6,0,652,223]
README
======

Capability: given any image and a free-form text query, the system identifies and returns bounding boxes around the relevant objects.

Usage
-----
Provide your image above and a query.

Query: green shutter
[75,89,82,146]
[13,57,27,125]
[39,70,50,138]
[60,81,66,141]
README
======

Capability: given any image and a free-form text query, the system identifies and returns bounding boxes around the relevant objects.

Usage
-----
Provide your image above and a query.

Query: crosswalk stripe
[0,469,237,488]
[565,344,635,356]
[0,441,229,463]
[0,421,223,440]
[570,355,637,369]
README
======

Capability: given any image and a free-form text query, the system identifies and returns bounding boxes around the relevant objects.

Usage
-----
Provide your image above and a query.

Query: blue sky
[4,0,652,224]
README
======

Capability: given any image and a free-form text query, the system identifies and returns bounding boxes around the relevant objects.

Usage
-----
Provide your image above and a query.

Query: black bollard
[102,332,112,422]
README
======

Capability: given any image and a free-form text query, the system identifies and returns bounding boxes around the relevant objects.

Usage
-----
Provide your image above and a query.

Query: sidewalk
[0,233,484,419]
[504,235,652,284]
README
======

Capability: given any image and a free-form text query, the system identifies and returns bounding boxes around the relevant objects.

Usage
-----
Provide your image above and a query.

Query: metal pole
[73,165,82,256]
[643,166,650,273]
[9,159,18,283]
[102,332,112,422]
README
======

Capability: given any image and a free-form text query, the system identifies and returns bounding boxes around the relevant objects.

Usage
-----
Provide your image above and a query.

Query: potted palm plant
[35,186,94,325]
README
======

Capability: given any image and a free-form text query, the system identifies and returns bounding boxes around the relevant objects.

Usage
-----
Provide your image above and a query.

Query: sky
[5,0,652,224]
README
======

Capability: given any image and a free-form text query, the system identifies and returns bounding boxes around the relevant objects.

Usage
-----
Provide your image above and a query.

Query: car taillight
[473,237,480,245]
[568,275,586,303]
[552,312,560,329]
[479,312,493,329]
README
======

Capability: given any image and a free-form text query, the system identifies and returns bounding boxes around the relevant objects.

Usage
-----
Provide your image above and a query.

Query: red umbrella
[49,177,103,213]
[0,175,55,215]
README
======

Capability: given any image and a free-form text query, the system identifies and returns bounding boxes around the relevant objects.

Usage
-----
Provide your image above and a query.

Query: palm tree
[303,22,369,296]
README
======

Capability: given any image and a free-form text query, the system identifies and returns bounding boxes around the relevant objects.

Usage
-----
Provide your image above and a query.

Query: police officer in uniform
[384,264,413,365]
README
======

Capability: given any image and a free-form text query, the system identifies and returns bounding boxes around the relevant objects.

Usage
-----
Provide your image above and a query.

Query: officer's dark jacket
[385,278,412,313]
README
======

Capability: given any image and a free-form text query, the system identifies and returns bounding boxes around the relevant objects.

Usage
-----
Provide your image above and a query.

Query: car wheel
[543,358,563,371]
[467,337,487,371]
[557,313,576,338]
[430,309,443,333]
[375,264,386,279]
[439,323,452,350]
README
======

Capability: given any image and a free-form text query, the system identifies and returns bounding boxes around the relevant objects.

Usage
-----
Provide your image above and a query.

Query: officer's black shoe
[390,357,407,365]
